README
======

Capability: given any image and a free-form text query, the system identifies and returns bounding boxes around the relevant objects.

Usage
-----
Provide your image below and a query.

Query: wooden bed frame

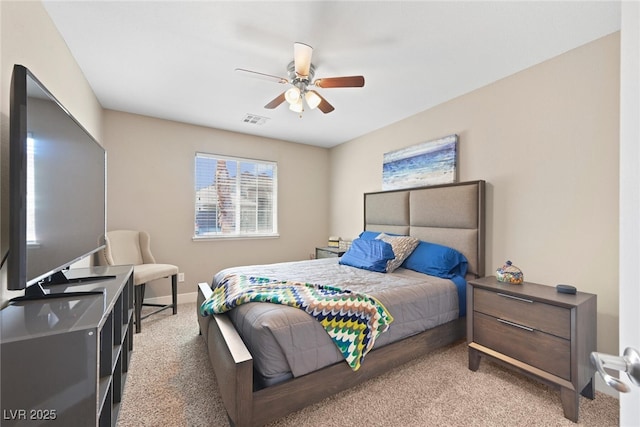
[197,180,485,426]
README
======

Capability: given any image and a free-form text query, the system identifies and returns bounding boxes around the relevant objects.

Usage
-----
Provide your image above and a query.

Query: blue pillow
[358,230,402,240]
[339,238,395,273]
[402,240,468,278]
[358,230,381,240]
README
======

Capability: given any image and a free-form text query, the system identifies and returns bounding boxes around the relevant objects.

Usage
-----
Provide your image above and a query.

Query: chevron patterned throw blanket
[199,274,393,371]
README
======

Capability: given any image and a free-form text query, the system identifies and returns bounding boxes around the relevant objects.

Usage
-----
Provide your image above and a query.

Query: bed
[197,180,485,426]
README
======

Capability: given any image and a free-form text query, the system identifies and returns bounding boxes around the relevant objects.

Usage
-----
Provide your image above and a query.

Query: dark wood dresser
[467,276,597,422]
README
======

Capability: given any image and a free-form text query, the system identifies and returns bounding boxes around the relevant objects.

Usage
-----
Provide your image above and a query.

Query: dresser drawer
[473,312,571,380]
[474,288,571,339]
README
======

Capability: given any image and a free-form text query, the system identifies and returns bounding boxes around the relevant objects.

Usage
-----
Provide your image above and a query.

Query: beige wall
[329,33,621,356]
[102,110,330,300]
[0,1,103,303]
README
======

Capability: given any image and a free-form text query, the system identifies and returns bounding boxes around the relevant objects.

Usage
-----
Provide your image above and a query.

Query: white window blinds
[194,153,277,238]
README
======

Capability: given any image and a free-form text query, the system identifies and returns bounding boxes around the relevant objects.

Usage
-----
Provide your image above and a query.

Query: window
[194,153,277,239]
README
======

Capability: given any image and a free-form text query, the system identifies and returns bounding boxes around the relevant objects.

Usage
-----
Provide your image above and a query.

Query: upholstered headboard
[364,180,485,278]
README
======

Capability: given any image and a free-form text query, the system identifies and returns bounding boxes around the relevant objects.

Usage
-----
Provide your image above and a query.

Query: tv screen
[8,65,106,296]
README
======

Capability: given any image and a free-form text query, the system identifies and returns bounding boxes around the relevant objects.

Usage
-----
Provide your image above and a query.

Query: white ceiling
[42,1,621,148]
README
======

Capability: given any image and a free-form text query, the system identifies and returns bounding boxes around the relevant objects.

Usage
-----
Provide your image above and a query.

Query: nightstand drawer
[474,288,571,339]
[474,312,571,380]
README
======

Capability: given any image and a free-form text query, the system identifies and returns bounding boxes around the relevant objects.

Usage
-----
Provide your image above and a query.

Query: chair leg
[134,284,145,334]
[135,277,176,330]
[171,274,178,315]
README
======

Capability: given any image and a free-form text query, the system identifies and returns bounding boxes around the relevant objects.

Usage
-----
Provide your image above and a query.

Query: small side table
[315,247,345,259]
[467,276,597,422]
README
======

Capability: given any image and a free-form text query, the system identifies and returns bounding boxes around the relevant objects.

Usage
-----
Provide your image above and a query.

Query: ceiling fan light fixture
[305,90,321,110]
[289,98,303,113]
[285,86,301,104]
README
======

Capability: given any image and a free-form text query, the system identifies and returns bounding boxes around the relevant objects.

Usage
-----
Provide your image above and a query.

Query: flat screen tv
[8,64,108,301]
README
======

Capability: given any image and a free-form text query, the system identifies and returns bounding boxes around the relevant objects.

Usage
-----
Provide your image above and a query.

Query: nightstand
[467,276,597,422]
[315,247,345,259]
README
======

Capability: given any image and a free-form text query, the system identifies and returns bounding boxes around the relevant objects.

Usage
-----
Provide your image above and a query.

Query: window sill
[192,234,280,242]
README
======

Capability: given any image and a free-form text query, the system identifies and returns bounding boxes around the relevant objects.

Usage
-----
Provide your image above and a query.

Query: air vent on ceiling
[242,114,269,125]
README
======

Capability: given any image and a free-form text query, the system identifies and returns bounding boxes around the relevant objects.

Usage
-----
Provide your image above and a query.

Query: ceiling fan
[235,42,365,115]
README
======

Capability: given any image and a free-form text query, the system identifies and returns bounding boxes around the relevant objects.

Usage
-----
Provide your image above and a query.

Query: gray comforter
[213,257,459,384]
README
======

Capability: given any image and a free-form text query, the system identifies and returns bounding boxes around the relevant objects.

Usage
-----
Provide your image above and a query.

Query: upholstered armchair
[102,230,179,333]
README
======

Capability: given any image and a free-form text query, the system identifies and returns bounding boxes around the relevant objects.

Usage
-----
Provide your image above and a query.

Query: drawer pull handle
[497,293,533,304]
[497,318,535,332]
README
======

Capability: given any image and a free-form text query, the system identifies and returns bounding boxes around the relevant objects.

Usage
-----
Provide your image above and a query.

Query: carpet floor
[117,302,618,427]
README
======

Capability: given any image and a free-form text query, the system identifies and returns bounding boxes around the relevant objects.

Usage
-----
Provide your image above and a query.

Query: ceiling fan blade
[264,92,286,109]
[235,68,288,84]
[311,91,335,114]
[314,76,365,88]
[294,42,313,77]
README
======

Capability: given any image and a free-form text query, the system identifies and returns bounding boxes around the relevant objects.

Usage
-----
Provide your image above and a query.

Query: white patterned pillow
[375,233,420,273]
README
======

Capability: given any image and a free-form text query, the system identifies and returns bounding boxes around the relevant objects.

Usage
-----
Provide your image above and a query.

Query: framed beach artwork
[382,134,458,190]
